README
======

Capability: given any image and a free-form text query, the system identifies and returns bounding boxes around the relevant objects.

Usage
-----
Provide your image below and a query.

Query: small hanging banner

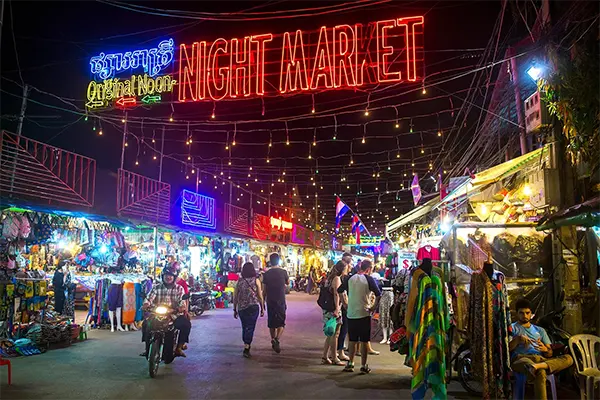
[411,174,422,206]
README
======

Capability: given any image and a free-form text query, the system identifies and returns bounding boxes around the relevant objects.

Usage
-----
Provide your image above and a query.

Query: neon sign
[178,16,424,102]
[181,190,216,230]
[89,39,175,80]
[270,216,293,231]
[86,74,177,108]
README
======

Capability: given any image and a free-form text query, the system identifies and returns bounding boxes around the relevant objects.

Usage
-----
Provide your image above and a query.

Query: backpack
[317,280,335,312]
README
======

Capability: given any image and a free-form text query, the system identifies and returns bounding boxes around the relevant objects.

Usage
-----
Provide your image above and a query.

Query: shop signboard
[86,16,424,109]
[270,216,293,231]
[397,251,417,269]
[252,213,271,240]
[86,39,177,109]
[347,235,383,247]
[181,190,216,230]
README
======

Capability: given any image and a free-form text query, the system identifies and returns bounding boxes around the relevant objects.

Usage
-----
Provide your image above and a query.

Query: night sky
[1,1,517,236]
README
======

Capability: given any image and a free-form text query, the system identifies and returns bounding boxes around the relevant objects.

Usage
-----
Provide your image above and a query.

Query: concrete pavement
[1,292,475,399]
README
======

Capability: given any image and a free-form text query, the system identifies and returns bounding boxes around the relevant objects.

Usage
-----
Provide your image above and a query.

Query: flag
[411,174,422,206]
[465,167,476,179]
[351,214,364,244]
[335,196,350,233]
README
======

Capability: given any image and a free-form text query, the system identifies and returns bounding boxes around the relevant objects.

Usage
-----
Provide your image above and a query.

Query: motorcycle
[146,294,189,378]
[189,291,214,316]
[448,329,483,396]
[293,277,307,292]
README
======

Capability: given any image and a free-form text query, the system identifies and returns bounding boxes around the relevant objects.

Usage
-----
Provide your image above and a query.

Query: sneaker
[243,348,251,358]
[343,363,355,372]
[272,338,281,354]
[360,365,371,374]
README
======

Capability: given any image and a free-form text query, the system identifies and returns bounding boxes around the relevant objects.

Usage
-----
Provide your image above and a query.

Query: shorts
[267,301,286,329]
[347,317,371,343]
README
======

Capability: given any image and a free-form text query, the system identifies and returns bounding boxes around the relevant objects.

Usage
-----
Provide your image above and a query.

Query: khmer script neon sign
[86,39,177,109]
[89,39,175,80]
[178,16,424,102]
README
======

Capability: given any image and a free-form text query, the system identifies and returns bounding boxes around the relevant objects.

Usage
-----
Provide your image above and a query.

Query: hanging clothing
[416,245,440,262]
[122,282,136,325]
[134,282,144,322]
[406,268,448,400]
[379,289,393,329]
[468,271,512,399]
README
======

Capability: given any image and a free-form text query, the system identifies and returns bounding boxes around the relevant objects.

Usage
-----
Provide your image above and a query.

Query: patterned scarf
[408,272,448,400]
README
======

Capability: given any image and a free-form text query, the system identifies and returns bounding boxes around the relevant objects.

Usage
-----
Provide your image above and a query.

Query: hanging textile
[122,282,136,325]
[406,269,448,400]
[134,282,144,322]
[468,271,511,399]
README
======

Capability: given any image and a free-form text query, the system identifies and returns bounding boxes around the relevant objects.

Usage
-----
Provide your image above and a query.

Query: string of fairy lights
[1,0,534,237]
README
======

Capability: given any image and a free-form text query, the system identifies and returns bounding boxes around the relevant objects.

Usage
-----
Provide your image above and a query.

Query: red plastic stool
[0,356,11,385]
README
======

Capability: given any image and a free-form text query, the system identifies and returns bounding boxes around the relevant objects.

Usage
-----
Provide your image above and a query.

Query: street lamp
[526,65,544,81]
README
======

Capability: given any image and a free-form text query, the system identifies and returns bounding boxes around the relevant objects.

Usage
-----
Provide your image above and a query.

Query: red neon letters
[178,15,424,102]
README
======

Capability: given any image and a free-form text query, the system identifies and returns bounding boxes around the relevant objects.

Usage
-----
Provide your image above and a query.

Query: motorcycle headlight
[155,306,169,315]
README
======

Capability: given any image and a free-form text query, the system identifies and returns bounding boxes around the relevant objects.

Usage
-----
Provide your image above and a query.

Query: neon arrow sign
[178,16,424,102]
[116,97,137,107]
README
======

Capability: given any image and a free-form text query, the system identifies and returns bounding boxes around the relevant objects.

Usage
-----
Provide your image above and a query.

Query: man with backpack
[337,259,381,374]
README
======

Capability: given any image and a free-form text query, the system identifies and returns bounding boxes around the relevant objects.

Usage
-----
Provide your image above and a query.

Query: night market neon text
[178,16,424,102]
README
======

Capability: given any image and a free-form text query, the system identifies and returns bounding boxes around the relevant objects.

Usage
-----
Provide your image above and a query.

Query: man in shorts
[338,259,381,374]
[262,253,289,353]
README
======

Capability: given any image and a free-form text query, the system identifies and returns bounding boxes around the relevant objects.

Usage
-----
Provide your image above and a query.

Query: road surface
[1,292,476,399]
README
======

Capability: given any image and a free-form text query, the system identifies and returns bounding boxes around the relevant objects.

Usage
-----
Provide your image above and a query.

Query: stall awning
[471,145,549,187]
[437,145,550,209]
[537,196,600,231]
[386,197,440,233]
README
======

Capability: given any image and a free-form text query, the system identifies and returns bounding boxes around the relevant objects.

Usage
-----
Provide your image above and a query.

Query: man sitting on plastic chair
[509,298,574,399]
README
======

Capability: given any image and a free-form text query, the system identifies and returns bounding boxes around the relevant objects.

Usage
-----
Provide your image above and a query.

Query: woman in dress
[233,262,265,358]
[321,261,348,365]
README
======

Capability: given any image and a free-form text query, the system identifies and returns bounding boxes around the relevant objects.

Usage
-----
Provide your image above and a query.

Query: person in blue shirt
[509,298,573,400]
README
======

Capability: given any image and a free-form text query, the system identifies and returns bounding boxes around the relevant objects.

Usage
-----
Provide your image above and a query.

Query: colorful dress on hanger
[406,268,449,400]
[468,271,512,399]
[122,282,136,325]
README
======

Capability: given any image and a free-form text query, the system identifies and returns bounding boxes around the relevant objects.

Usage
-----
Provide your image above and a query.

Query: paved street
[1,293,474,399]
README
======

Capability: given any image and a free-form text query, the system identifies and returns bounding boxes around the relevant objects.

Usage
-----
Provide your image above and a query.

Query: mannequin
[379,286,394,344]
[108,278,125,332]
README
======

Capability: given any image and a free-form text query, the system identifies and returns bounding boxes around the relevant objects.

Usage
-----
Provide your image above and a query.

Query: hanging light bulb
[411,161,415,167]
[98,130,103,136]
[395,122,400,128]
[124,142,128,147]
[153,155,157,160]
[135,160,139,166]
[396,152,400,158]
[308,154,312,159]
[191,169,195,174]
[438,130,442,137]
[122,118,126,123]
[266,158,270,163]
[311,108,315,114]
[364,109,369,116]
[211,113,216,119]
[286,139,290,145]
[421,148,425,154]
[362,137,366,144]
[169,115,174,122]
[188,156,191,160]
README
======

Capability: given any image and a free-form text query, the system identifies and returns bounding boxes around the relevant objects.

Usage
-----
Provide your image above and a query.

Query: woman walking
[321,261,348,365]
[233,262,265,358]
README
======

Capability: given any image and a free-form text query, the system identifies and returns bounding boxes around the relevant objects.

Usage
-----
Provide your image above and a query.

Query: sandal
[321,357,332,365]
[343,363,355,372]
[331,358,346,366]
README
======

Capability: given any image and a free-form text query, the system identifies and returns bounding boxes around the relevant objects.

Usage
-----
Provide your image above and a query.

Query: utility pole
[0,0,5,75]
[9,84,29,195]
[152,125,165,279]
[16,84,29,136]
[508,47,528,155]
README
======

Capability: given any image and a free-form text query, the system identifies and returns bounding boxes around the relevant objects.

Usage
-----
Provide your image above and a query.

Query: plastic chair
[512,372,557,400]
[0,356,11,385]
[569,334,600,400]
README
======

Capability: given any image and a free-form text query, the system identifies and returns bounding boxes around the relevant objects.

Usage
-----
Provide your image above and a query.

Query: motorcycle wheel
[196,307,205,316]
[148,338,162,378]
[163,332,175,364]
[457,350,483,396]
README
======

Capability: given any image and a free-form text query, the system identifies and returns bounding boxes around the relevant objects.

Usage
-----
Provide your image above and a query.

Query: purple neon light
[181,189,216,229]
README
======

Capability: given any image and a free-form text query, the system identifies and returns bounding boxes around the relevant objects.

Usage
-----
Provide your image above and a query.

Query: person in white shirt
[337,259,381,374]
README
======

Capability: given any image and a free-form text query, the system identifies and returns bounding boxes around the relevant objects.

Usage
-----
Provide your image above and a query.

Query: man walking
[338,259,381,374]
[262,253,289,353]
[509,298,573,399]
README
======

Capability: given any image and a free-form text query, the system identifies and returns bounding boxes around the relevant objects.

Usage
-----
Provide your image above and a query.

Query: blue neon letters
[89,39,175,80]
[181,190,216,230]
